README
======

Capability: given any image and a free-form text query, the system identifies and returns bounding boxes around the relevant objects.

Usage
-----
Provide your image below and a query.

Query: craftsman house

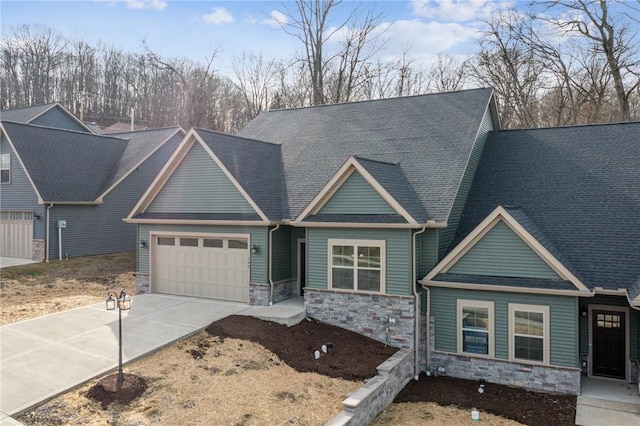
[125,88,639,395]
[0,103,184,260]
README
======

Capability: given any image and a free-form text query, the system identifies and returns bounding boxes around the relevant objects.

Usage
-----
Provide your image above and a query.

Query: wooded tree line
[1,0,638,132]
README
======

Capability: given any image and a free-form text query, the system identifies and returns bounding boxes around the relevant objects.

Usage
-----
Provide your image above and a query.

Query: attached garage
[0,211,33,259]
[150,233,250,302]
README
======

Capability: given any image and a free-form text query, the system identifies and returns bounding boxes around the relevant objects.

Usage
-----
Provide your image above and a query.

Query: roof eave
[419,279,592,297]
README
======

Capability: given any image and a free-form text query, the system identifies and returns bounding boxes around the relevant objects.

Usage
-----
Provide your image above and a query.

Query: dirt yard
[2,253,576,425]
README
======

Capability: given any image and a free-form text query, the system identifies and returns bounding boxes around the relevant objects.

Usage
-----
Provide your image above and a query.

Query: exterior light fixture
[251,244,259,254]
[139,239,148,249]
[106,289,132,384]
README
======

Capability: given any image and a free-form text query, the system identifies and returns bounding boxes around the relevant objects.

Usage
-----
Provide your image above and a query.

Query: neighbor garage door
[151,234,250,302]
[0,211,33,259]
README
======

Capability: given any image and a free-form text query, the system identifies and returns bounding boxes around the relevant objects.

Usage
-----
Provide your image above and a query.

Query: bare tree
[279,0,385,105]
[232,52,278,118]
[537,0,640,121]
[428,55,468,93]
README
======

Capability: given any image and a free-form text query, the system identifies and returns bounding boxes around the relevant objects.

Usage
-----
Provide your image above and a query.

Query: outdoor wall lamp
[106,289,132,384]
[251,244,259,254]
[139,239,148,249]
[32,209,40,220]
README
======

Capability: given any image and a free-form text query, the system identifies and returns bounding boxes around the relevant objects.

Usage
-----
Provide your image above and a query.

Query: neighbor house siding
[439,107,494,258]
[318,171,396,215]
[429,286,579,368]
[147,142,255,214]
[306,227,412,295]
[0,134,43,239]
[47,134,181,259]
[30,107,88,133]
[271,225,292,282]
[448,221,562,280]
[137,224,269,284]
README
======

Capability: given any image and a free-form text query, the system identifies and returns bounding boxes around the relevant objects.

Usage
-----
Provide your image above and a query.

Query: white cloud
[202,7,234,25]
[262,10,288,27]
[383,19,480,55]
[125,0,167,11]
[411,0,514,22]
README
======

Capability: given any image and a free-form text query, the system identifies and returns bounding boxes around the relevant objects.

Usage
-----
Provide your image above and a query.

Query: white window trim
[508,303,550,365]
[327,238,385,294]
[1,153,10,184]
[457,299,495,358]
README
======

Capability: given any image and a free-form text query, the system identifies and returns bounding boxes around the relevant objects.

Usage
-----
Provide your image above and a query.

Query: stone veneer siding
[427,316,581,395]
[249,280,296,306]
[305,289,416,350]
[32,239,45,261]
[326,349,415,426]
[135,273,150,294]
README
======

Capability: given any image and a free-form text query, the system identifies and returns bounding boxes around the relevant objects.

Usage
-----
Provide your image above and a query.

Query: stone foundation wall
[249,283,270,306]
[326,349,415,426]
[427,316,580,395]
[32,239,45,261]
[135,273,149,294]
[305,289,416,350]
[272,280,297,304]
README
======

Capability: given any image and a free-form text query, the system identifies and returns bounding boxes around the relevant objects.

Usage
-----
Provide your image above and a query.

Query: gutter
[45,203,53,262]
[268,224,281,306]
[412,226,427,380]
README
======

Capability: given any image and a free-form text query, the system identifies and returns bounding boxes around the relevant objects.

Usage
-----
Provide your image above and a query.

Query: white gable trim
[126,129,196,219]
[423,205,589,292]
[196,133,270,222]
[295,156,417,224]
[0,123,46,204]
[97,127,184,202]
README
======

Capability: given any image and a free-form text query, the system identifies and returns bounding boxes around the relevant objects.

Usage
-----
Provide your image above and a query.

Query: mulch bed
[395,374,576,426]
[86,373,147,409]
[86,314,577,425]
[205,315,398,381]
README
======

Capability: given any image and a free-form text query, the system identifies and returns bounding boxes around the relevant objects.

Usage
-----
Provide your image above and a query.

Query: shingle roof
[2,122,180,203]
[100,127,183,193]
[237,88,494,223]
[194,128,285,220]
[452,122,640,293]
[1,103,57,123]
[2,121,127,202]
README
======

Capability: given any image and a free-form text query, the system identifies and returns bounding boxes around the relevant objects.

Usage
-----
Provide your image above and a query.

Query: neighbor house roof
[1,102,94,133]
[1,121,183,203]
[237,87,496,223]
[449,122,640,296]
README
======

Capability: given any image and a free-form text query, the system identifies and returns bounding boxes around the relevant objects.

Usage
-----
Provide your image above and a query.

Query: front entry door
[592,310,626,379]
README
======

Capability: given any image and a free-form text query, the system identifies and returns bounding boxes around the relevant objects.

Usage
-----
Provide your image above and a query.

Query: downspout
[412,226,427,380]
[268,224,281,306]
[45,203,53,263]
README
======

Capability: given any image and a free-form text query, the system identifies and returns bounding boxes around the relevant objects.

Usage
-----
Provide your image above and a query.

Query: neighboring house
[0,107,184,260]
[125,87,498,373]
[420,122,640,394]
[102,122,149,134]
[0,102,95,133]
[124,88,638,395]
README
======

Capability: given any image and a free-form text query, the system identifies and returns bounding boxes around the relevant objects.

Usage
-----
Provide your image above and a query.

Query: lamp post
[106,289,132,385]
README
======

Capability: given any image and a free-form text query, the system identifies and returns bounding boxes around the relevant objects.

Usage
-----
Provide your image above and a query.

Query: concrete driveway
[0,294,251,419]
[0,257,38,269]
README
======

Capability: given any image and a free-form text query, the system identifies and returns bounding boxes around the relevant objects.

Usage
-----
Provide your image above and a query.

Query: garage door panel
[0,211,33,259]
[152,234,249,303]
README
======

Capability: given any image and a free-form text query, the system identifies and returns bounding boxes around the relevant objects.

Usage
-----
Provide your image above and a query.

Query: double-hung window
[457,300,494,357]
[1,153,10,184]
[328,239,385,293]
[509,304,549,364]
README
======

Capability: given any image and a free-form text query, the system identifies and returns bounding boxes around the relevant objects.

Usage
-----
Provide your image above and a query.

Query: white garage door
[151,234,250,302]
[0,211,33,259]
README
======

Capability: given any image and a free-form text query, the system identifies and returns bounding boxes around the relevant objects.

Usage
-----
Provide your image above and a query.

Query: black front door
[592,310,626,379]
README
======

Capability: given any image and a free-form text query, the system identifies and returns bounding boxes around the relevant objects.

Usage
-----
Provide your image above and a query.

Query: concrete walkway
[575,377,640,426]
[0,257,38,269]
[0,294,306,422]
